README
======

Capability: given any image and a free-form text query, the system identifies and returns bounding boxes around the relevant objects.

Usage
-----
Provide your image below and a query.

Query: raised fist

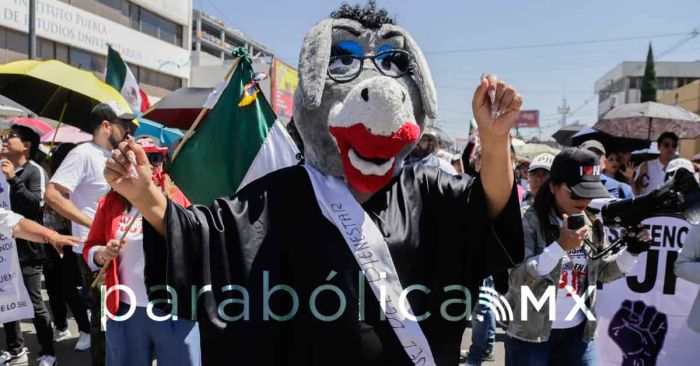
[472,74,523,141]
[609,300,668,366]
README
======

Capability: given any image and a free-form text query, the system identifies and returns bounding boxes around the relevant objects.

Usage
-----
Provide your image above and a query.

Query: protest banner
[0,174,33,323]
[598,216,700,365]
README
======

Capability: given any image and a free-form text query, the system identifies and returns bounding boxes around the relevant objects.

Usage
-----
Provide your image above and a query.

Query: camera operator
[505,148,651,366]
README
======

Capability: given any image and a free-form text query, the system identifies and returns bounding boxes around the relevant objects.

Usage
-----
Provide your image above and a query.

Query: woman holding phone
[504,148,651,366]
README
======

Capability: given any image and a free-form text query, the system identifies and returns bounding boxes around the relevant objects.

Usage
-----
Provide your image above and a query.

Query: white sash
[304,165,436,366]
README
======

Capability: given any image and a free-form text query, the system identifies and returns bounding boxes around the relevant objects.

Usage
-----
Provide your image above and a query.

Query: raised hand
[104,139,153,202]
[621,161,635,184]
[1,160,14,180]
[471,74,523,141]
[609,300,668,366]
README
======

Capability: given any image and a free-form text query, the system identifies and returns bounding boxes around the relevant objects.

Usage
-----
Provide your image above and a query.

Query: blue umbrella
[134,117,184,146]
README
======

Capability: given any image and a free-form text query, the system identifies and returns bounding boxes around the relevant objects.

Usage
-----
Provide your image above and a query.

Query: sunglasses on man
[146,152,165,165]
[111,120,136,135]
[1,132,20,142]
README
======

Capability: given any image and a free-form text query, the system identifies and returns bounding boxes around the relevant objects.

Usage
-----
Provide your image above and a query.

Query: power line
[435,85,591,94]
[424,31,695,55]
[559,28,699,124]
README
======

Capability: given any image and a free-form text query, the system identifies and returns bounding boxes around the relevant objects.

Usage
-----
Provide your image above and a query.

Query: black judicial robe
[143,164,524,366]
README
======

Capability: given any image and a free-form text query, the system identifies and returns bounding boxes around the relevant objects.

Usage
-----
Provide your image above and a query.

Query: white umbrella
[594,102,700,140]
[514,143,560,161]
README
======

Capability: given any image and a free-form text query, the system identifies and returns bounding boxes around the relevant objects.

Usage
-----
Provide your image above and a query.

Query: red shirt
[83,178,190,315]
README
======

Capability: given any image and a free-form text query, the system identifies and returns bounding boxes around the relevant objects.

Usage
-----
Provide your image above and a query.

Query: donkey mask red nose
[328,77,420,193]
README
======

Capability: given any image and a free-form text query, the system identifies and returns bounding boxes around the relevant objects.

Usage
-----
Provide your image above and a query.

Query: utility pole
[557,94,570,127]
[28,0,36,59]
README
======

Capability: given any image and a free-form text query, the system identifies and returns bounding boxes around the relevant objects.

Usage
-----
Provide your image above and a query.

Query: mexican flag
[168,49,300,205]
[105,45,150,112]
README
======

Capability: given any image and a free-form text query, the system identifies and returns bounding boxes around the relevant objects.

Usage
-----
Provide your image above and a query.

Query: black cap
[89,102,137,132]
[550,148,611,199]
[578,139,606,156]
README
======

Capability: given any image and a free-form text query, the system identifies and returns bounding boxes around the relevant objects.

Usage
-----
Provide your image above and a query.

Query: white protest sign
[597,216,700,365]
[0,174,33,323]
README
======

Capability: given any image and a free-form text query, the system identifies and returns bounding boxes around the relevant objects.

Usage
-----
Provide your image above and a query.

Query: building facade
[659,79,700,114]
[594,61,700,117]
[0,0,192,98]
[659,79,700,159]
[189,9,297,124]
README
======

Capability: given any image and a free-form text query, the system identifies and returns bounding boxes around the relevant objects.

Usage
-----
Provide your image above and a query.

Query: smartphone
[567,213,585,230]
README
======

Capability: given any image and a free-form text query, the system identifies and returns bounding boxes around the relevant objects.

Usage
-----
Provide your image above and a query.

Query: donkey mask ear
[385,26,438,119]
[297,19,334,110]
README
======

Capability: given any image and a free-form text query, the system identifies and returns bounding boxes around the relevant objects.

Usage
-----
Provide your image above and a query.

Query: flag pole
[91,213,140,288]
[171,57,242,162]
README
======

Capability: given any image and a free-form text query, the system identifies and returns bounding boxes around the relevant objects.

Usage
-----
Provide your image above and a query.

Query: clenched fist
[472,74,523,141]
[609,300,668,366]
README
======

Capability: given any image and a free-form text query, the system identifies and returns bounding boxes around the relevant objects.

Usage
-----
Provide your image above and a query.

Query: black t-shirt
[8,161,47,265]
[143,164,524,366]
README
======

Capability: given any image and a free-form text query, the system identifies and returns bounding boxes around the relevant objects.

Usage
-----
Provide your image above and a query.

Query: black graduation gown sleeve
[143,183,270,325]
[143,168,294,366]
[402,164,524,303]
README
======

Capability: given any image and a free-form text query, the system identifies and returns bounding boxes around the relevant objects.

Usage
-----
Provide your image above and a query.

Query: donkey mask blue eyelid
[376,44,397,54]
[334,40,363,57]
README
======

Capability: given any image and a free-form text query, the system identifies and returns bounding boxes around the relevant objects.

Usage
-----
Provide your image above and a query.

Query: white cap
[529,153,555,172]
[666,158,695,174]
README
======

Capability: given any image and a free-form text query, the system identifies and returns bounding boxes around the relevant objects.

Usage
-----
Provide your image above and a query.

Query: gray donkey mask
[293,16,437,193]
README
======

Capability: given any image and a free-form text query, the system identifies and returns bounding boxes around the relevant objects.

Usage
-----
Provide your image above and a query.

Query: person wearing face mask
[504,148,651,366]
[44,102,137,366]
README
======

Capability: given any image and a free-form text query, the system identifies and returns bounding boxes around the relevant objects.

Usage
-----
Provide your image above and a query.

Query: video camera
[601,168,700,228]
[586,168,700,259]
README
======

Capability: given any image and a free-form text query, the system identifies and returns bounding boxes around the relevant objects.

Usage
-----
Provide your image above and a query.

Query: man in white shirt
[634,132,678,196]
[44,102,136,365]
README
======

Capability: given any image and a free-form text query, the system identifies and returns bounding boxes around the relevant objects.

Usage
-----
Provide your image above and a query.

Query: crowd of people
[0,100,687,365]
[411,128,698,366]
[1,2,699,366]
[0,74,696,366]
[0,102,203,365]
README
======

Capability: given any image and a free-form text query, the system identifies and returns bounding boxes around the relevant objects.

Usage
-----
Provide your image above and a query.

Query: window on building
[135,66,182,91]
[6,29,28,55]
[129,6,183,47]
[38,38,55,60]
[628,77,641,89]
[55,43,68,63]
[159,16,177,45]
[129,3,139,29]
[657,77,674,90]
[69,48,105,72]
[157,73,182,90]
[140,9,160,38]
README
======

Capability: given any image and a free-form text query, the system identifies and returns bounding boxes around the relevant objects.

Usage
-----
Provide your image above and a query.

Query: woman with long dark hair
[505,148,651,366]
[83,138,200,365]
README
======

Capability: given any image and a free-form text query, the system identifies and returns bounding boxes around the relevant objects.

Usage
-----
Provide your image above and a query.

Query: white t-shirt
[115,208,148,307]
[49,142,111,253]
[635,159,666,196]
